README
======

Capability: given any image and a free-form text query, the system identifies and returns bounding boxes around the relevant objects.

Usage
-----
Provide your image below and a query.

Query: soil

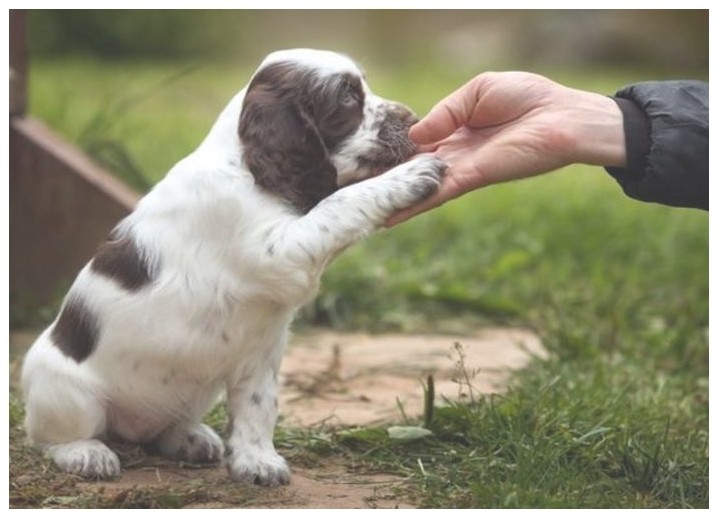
[67,463,408,509]
[10,327,546,509]
[281,328,546,427]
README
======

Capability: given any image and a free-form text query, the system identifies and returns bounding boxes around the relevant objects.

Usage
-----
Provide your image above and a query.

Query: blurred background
[22,9,709,195]
[29,10,708,72]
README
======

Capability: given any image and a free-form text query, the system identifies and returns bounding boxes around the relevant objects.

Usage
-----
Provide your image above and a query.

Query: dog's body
[21,49,445,485]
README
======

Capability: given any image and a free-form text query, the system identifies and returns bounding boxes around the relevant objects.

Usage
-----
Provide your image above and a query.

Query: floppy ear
[238,69,338,214]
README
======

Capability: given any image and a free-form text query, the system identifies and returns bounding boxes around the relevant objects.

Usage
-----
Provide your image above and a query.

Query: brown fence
[9,10,140,317]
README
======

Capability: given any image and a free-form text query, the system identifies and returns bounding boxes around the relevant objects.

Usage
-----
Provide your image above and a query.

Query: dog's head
[238,49,418,213]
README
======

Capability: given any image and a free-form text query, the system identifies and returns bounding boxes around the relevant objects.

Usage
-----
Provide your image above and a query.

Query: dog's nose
[379,103,418,136]
[406,111,420,127]
[376,103,420,160]
[389,103,419,126]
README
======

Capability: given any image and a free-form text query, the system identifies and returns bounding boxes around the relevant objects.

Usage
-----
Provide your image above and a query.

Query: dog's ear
[239,63,338,213]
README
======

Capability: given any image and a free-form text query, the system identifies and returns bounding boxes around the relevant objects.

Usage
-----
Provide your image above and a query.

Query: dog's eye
[338,77,363,109]
[340,90,360,108]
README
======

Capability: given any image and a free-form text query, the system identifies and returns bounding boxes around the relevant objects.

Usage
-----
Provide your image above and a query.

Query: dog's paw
[388,154,447,208]
[152,423,224,464]
[47,439,121,479]
[227,449,291,486]
[407,154,448,195]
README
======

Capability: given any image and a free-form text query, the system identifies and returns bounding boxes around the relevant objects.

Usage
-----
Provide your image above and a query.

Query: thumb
[409,80,478,144]
[408,103,462,145]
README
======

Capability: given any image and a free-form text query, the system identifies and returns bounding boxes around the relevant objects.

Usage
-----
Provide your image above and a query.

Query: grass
[360,362,707,508]
[12,56,709,508]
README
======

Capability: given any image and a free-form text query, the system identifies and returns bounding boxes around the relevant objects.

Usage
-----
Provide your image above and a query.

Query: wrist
[566,90,627,168]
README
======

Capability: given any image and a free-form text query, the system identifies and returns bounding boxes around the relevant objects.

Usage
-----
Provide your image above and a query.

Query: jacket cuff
[604,96,650,180]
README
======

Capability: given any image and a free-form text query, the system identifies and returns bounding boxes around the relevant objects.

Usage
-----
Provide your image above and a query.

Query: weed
[449,342,480,404]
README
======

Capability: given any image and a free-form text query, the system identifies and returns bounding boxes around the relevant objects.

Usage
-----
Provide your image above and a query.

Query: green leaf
[337,427,387,446]
[387,426,433,442]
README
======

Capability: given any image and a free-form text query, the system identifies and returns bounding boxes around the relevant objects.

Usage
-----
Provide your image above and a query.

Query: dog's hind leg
[21,340,120,479]
[150,422,224,464]
[45,440,120,479]
[25,390,120,479]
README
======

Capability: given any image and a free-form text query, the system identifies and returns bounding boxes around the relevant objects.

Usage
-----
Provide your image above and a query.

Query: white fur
[259,48,359,79]
[21,49,445,485]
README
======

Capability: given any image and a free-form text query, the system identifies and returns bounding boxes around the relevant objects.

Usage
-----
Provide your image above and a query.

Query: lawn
[11,56,709,508]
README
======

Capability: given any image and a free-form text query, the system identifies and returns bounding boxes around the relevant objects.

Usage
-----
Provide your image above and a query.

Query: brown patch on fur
[91,230,153,291]
[239,62,364,213]
[51,295,100,363]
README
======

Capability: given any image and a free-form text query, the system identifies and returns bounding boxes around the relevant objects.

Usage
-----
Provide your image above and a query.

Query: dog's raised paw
[406,154,447,200]
[383,154,447,209]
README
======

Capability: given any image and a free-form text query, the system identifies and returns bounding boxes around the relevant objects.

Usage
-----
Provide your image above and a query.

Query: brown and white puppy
[21,49,445,486]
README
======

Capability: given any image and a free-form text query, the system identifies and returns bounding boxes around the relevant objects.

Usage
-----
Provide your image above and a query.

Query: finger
[408,79,480,145]
[414,142,440,154]
[409,102,466,145]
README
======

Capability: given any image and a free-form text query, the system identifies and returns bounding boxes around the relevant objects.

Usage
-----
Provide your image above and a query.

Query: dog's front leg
[225,362,290,486]
[277,154,446,266]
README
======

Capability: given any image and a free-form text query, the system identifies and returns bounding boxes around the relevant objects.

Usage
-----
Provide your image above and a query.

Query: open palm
[389,72,624,225]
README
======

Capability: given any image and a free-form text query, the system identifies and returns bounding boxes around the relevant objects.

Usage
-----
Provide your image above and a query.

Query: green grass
[343,362,707,508]
[16,57,709,508]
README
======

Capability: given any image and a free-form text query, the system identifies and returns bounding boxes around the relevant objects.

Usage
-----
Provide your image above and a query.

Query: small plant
[450,342,481,405]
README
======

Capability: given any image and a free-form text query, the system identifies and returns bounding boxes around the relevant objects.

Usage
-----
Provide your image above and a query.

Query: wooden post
[10,10,27,116]
[9,10,141,319]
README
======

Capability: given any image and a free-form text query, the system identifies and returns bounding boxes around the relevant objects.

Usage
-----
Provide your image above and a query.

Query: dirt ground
[10,327,546,508]
[282,328,546,427]
[64,463,408,509]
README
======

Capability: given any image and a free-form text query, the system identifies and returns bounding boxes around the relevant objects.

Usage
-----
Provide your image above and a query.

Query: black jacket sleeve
[604,80,708,210]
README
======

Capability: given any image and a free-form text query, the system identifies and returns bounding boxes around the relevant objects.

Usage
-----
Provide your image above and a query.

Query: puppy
[21,49,446,486]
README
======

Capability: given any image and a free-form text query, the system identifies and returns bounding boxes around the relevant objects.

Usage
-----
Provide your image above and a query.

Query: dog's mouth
[336,135,417,188]
[358,137,416,175]
[356,109,419,177]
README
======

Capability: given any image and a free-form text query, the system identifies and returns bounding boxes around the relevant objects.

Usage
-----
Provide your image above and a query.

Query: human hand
[387,71,626,225]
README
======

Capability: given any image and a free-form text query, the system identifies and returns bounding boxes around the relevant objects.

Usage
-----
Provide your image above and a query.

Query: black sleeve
[604,80,708,210]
